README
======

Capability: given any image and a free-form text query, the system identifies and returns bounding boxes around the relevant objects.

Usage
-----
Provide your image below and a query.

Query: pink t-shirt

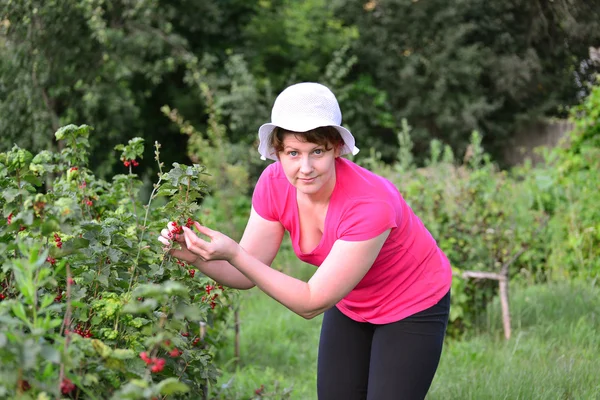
[252,157,452,324]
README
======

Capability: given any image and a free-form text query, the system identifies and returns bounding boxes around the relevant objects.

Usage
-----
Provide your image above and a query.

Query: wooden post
[498,277,511,340]
[459,246,528,340]
[455,217,547,340]
[460,270,511,340]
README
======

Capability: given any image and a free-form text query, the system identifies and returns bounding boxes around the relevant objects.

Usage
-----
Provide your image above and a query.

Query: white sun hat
[257,82,360,161]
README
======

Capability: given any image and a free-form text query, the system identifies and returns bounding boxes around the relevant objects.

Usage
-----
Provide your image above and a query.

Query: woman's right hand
[158,221,200,264]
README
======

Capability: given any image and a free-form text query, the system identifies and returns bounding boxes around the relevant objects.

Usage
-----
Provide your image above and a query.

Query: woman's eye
[313,149,323,155]
[288,151,298,157]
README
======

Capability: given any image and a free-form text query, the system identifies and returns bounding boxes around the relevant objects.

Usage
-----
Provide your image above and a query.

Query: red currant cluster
[54,288,63,302]
[82,198,93,206]
[140,352,166,373]
[202,284,223,309]
[18,379,31,392]
[169,348,182,357]
[33,201,46,214]
[46,256,57,265]
[54,233,63,249]
[167,221,183,238]
[66,323,92,338]
[255,384,265,396]
[60,378,76,395]
[7,212,26,231]
[188,269,196,278]
[123,159,139,167]
[178,333,202,346]
[0,282,7,301]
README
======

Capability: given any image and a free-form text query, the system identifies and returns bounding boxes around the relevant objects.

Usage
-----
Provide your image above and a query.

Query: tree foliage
[2,0,599,176]
[335,0,600,162]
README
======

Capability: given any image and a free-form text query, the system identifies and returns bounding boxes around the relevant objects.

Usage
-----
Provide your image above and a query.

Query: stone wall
[502,119,574,166]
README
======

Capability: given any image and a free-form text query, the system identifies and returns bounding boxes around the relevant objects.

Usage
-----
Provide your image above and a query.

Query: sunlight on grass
[429,282,600,400]
[214,268,599,399]
[213,256,321,399]
[214,288,321,399]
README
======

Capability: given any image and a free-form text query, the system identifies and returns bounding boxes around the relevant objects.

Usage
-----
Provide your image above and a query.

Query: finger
[181,227,210,253]
[158,236,170,246]
[161,227,184,242]
[169,248,196,263]
[192,222,215,238]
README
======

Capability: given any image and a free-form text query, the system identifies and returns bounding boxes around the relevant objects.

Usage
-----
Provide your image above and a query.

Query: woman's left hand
[181,221,241,263]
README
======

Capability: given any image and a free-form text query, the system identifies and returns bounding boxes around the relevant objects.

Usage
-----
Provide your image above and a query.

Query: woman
[158,82,452,400]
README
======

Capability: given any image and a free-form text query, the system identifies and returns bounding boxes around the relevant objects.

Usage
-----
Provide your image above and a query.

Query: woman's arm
[231,232,390,319]
[181,216,391,319]
[159,207,285,290]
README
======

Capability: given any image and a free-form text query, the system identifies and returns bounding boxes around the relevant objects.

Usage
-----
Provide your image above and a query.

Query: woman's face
[278,133,340,199]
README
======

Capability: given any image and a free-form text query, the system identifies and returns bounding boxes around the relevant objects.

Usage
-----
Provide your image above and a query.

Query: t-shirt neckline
[292,160,340,256]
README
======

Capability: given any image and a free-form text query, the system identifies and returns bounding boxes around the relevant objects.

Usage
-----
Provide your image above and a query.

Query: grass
[211,256,321,400]
[211,265,600,399]
[429,283,600,400]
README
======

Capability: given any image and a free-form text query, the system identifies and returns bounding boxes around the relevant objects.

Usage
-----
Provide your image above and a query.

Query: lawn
[212,267,600,399]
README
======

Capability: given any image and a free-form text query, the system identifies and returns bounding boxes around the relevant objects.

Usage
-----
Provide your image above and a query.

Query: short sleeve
[337,200,398,242]
[251,166,279,222]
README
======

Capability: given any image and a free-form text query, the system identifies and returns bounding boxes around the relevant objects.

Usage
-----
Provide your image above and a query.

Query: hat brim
[257,122,360,161]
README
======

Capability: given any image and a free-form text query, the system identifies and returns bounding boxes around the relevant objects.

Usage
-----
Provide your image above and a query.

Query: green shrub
[539,80,600,280]
[0,125,235,399]
[361,124,548,337]
[362,81,600,336]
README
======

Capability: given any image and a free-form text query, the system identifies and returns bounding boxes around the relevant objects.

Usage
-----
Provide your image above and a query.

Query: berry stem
[127,144,165,294]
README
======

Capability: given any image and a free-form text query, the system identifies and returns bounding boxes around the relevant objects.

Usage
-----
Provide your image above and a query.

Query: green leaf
[41,220,61,236]
[97,270,109,287]
[40,294,55,310]
[23,174,43,186]
[92,339,113,358]
[2,188,19,202]
[12,302,29,324]
[129,317,149,328]
[36,392,51,400]
[41,362,54,379]
[83,374,100,386]
[22,338,39,370]
[156,378,189,395]
[122,299,158,314]
[40,344,61,364]
[110,348,135,360]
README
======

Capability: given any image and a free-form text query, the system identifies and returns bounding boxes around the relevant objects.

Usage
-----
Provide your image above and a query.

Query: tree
[0,0,260,178]
[335,0,600,163]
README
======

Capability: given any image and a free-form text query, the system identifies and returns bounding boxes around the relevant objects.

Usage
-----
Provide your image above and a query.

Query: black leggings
[317,291,450,400]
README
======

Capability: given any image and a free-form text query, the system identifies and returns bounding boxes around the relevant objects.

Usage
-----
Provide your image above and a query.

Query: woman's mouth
[298,177,316,183]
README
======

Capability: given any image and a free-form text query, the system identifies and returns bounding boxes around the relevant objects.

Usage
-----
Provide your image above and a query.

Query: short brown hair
[269,126,344,157]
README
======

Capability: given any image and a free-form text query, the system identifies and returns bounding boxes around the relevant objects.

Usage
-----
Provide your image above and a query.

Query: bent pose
[159,82,452,400]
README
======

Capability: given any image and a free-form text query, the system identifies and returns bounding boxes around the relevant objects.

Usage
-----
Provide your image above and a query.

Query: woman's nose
[299,157,313,174]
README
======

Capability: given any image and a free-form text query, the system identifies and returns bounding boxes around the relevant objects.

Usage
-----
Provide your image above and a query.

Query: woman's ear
[334,142,343,157]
